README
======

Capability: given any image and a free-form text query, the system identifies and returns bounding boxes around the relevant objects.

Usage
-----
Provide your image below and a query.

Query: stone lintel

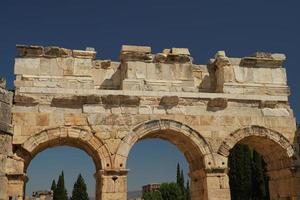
[240,52,286,68]
[121,45,151,53]
[17,87,289,102]
[16,44,96,59]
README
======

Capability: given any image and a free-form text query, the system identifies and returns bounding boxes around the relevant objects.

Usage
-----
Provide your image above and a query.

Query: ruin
[0,44,299,200]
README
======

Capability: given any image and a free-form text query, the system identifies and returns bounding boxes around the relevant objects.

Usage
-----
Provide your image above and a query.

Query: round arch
[19,126,112,171]
[115,119,213,171]
[218,125,299,199]
[218,125,296,163]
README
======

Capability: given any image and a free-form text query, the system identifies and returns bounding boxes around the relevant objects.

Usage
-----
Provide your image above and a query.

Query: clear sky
[1,0,299,197]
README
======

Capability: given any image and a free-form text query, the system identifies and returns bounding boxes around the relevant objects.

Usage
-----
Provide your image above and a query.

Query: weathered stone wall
[0,78,13,200]
[2,44,299,200]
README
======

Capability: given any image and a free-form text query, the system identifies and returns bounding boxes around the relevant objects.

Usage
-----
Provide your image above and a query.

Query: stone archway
[218,126,299,200]
[115,119,230,200]
[13,126,112,200]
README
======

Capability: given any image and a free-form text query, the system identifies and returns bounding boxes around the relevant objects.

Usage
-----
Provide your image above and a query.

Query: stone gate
[0,44,299,200]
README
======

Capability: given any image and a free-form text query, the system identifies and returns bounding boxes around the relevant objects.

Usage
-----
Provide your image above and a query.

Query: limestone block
[138,105,152,114]
[0,134,12,155]
[64,114,87,126]
[35,113,49,126]
[44,46,72,58]
[121,45,151,53]
[262,108,290,117]
[72,49,96,59]
[159,96,179,107]
[73,58,93,75]
[125,61,146,79]
[171,48,190,55]
[253,68,273,83]
[16,45,43,57]
[49,112,64,126]
[101,95,140,106]
[153,106,166,114]
[5,158,24,175]
[122,79,144,90]
[83,105,107,114]
[14,58,40,75]
[13,113,36,126]
[207,98,228,109]
[271,68,287,84]
[154,53,167,62]
[0,78,6,89]
[146,63,159,79]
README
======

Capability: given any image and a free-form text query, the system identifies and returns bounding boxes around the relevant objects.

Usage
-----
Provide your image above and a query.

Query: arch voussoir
[20,126,112,171]
[218,125,296,159]
[115,119,213,171]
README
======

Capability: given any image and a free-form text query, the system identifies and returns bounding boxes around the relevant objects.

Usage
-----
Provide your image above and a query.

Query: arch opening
[25,146,96,199]
[117,119,214,200]
[220,126,298,200]
[11,127,111,200]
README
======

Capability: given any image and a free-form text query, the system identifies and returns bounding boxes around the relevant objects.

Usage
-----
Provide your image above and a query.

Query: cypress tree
[51,179,56,192]
[54,171,68,200]
[71,174,89,200]
[176,163,181,186]
[229,144,253,200]
[185,180,191,200]
[180,170,185,195]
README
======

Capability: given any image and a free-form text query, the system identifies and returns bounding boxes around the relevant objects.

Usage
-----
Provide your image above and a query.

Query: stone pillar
[0,79,13,200]
[94,169,128,200]
[0,132,12,200]
[268,168,300,200]
[213,51,234,93]
[7,174,27,200]
[189,169,231,200]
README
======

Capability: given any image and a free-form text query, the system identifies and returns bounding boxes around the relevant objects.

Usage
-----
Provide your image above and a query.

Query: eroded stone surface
[0,44,299,200]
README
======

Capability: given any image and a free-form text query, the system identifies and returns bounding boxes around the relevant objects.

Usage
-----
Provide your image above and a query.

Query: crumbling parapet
[120,45,197,92]
[212,51,289,95]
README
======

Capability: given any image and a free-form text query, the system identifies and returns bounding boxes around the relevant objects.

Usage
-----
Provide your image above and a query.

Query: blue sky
[1,0,299,197]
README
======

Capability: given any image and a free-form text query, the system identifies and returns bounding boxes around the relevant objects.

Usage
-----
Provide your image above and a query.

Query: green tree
[71,174,89,200]
[51,179,56,192]
[159,182,183,200]
[179,170,185,196]
[229,144,253,200]
[176,163,181,186]
[143,190,163,200]
[54,171,68,200]
[185,180,191,200]
[252,150,270,200]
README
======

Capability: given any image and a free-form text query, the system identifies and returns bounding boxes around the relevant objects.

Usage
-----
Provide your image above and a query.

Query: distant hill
[128,190,142,199]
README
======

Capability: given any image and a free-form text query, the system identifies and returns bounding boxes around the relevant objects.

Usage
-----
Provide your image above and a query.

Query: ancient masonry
[0,44,299,200]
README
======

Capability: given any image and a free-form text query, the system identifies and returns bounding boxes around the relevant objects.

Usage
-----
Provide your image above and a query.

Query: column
[189,169,231,200]
[94,169,128,200]
[7,174,27,200]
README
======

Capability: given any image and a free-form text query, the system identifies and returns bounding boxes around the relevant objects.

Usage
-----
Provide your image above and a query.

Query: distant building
[142,183,161,197]
[26,190,53,200]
